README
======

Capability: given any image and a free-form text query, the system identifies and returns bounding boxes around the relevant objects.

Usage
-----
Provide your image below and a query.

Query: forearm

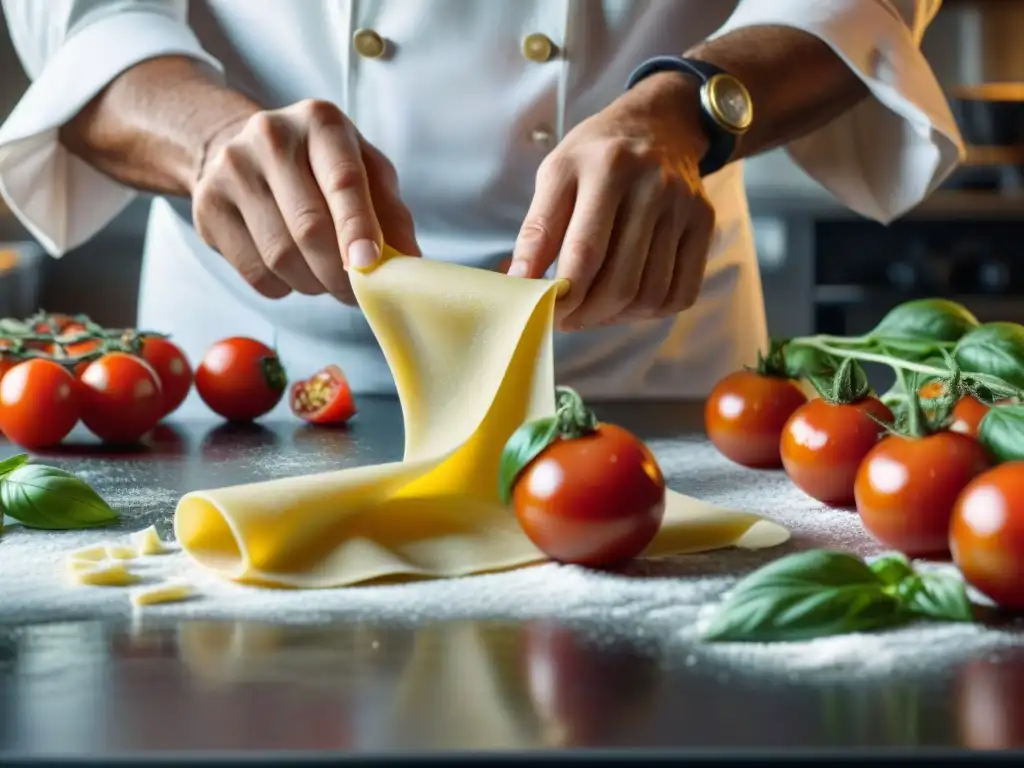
[58,55,261,197]
[686,24,870,160]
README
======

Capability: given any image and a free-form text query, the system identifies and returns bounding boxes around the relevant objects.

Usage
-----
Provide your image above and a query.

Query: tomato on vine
[705,341,808,469]
[79,352,164,444]
[0,359,80,449]
[918,380,999,439]
[195,337,287,422]
[854,368,991,556]
[950,462,1024,610]
[781,359,891,506]
[499,387,666,567]
[139,336,193,417]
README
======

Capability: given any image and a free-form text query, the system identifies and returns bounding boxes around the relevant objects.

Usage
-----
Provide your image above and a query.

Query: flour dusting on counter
[2,438,1022,680]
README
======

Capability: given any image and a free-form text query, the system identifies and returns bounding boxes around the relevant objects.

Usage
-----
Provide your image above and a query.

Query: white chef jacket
[0,0,963,404]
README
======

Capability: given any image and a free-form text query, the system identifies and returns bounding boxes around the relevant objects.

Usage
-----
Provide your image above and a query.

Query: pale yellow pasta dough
[174,247,789,588]
[70,561,139,587]
[130,525,168,555]
[130,580,195,607]
[106,543,138,560]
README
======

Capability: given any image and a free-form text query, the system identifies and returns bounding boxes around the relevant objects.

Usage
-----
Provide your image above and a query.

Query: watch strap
[625,55,737,177]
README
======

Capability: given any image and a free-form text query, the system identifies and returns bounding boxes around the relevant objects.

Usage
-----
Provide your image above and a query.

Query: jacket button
[353,28,386,59]
[522,33,557,63]
[531,125,554,147]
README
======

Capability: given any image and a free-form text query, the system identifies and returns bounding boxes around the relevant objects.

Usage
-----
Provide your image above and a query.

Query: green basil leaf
[497,417,559,505]
[870,299,980,343]
[869,553,914,587]
[897,572,974,623]
[0,464,118,530]
[979,403,1024,462]
[0,453,29,479]
[954,322,1024,390]
[783,343,839,380]
[701,550,906,642]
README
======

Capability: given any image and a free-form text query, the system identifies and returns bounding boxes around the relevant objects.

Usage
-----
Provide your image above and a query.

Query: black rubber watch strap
[625,55,737,177]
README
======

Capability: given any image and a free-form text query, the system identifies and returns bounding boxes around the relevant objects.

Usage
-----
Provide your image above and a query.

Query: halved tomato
[289,365,357,425]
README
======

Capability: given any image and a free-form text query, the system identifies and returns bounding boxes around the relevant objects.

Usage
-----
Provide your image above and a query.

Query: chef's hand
[192,99,419,304]
[509,73,715,331]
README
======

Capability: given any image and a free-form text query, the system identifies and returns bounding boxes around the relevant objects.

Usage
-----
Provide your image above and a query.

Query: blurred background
[1,0,1024,337]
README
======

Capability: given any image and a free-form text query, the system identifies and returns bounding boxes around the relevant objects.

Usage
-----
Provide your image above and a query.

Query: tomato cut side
[290,364,356,425]
[512,423,666,567]
[950,462,1024,610]
[705,370,807,469]
[780,396,892,506]
[854,432,992,557]
[0,359,79,449]
[79,352,164,444]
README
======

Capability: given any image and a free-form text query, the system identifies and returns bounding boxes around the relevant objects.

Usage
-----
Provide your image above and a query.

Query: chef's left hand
[508,73,716,331]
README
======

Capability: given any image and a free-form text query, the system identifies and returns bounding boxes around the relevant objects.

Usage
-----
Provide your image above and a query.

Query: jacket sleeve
[0,0,224,256]
[712,0,965,223]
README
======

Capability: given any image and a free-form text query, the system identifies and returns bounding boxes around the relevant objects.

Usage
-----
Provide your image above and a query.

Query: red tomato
[780,397,893,506]
[79,352,164,444]
[918,380,997,438]
[854,432,991,557]
[65,338,102,358]
[512,423,666,567]
[705,370,808,469]
[195,337,286,422]
[0,354,19,382]
[139,337,193,417]
[950,462,1024,610]
[289,365,356,426]
[0,359,79,449]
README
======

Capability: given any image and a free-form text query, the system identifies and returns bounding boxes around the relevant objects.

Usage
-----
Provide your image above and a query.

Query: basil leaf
[0,464,118,530]
[897,572,974,623]
[783,343,840,380]
[0,454,29,479]
[497,417,559,505]
[871,299,980,343]
[979,403,1024,462]
[869,553,914,586]
[701,550,906,642]
[954,322,1024,390]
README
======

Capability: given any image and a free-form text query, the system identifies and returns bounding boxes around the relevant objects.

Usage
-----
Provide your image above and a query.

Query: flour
[2,438,1023,681]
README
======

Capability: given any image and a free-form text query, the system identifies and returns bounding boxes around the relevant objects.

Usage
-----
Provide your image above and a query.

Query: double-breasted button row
[352,29,559,62]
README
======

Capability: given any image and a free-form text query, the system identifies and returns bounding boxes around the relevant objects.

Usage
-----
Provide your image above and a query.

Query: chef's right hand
[191,99,419,304]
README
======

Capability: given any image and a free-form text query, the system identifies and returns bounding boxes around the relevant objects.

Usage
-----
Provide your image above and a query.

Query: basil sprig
[0,454,118,530]
[701,550,973,643]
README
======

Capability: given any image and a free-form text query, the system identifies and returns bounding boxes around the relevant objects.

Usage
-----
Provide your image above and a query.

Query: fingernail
[506,260,529,278]
[348,239,380,272]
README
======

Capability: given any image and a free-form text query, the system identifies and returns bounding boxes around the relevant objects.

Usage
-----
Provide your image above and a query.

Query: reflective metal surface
[0,399,1020,758]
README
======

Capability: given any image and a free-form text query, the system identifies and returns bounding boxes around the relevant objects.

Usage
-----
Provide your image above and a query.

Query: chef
[0,1,962,406]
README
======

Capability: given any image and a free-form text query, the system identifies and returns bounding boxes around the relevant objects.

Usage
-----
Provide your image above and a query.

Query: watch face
[707,75,753,132]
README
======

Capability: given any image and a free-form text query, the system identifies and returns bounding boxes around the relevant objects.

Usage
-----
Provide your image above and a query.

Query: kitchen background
[1,0,1023,346]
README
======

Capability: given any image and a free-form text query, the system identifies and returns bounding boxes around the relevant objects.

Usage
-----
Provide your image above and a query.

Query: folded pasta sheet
[174,248,789,588]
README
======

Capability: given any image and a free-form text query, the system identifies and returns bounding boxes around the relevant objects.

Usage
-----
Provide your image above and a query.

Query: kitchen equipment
[0,241,44,320]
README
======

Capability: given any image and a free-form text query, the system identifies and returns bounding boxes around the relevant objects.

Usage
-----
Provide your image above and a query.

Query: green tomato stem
[793,339,946,377]
[554,386,598,440]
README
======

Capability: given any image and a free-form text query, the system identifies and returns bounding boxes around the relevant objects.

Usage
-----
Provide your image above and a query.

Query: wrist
[621,70,710,166]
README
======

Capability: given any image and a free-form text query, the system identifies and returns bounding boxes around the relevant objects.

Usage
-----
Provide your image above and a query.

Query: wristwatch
[625,56,753,177]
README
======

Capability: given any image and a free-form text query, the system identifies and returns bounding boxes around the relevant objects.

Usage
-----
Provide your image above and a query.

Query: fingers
[550,177,622,329]
[362,142,421,257]
[561,173,664,328]
[195,202,291,300]
[620,202,686,320]
[509,157,577,279]
[662,195,715,314]
[302,100,384,272]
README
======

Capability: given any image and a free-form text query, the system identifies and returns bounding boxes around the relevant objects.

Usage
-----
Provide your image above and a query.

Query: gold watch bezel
[700,73,753,135]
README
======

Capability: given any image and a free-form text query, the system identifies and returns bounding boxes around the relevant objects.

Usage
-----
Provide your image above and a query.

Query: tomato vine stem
[554,386,598,439]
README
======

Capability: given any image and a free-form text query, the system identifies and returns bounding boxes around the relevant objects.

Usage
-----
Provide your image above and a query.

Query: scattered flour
[2,438,1022,681]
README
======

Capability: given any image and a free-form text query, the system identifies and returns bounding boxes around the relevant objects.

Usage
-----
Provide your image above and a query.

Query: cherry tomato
[780,397,892,506]
[854,432,991,556]
[0,354,19,382]
[139,336,194,417]
[65,338,102,358]
[195,337,286,422]
[0,359,79,449]
[950,462,1024,610]
[918,380,996,438]
[289,365,356,426]
[79,352,164,444]
[705,370,808,469]
[512,423,666,567]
